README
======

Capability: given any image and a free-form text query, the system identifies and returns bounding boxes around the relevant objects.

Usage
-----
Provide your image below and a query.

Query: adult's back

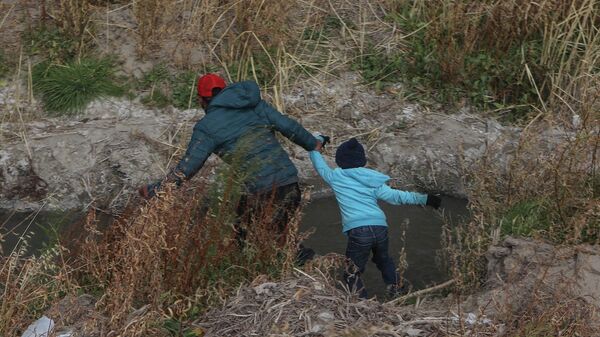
[174,80,317,193]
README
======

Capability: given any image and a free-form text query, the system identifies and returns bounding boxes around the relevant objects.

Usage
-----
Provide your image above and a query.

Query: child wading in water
[309,137,441,299]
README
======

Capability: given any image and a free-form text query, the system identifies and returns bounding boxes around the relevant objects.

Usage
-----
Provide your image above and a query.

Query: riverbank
[17,236,600,337]
[2,1,599,336]
[1,73,527,212]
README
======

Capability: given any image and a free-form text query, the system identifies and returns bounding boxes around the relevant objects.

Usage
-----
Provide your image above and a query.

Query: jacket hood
[340,167,390,188]
[208,80,261,110]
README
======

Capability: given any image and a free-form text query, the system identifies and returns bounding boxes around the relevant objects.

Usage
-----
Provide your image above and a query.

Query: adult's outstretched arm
[174,124,216,179]
[258,101,318,151]
[141,124,216,198]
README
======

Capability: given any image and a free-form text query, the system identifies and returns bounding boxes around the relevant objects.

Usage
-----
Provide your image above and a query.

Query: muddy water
[300,196,469,299]
[0,211,75,256]
[1,196,468,299]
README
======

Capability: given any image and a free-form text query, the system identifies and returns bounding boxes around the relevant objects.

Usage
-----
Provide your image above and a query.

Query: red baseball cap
[197,73,226,97]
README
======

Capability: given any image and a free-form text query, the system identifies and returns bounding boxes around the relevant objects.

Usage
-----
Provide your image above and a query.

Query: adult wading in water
[139,73,323,264]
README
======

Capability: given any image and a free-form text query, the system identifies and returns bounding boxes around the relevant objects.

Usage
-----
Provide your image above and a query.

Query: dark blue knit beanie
[335,138,366,169]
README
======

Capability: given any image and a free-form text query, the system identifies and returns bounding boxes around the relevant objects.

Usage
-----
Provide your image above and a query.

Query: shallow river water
[1,196,468,299]
[299,196,469,298]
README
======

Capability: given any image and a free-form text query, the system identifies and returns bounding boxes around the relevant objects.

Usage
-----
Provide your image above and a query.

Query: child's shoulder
[353,167,390,178]
[335,167,391,188]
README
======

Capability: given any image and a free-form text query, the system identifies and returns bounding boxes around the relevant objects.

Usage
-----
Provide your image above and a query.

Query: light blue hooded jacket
[309,151,427,233]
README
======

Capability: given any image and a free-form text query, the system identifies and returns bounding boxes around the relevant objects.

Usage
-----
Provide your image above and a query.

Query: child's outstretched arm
[375,184,427,206]
[309,150,334,184]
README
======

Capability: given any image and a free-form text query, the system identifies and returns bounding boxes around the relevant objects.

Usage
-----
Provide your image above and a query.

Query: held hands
[426,194,442,209]
[312,132,331,152]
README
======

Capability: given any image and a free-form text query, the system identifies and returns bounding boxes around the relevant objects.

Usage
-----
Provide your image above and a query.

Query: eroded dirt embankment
[37,237,600,336]
[1,72,532,212]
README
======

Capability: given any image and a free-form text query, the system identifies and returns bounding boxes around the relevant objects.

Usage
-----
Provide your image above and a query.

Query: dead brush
[483,259,599,337]
[386,0,599,115]
[0,236,78,337]
[500,283,598,336]
[47,0,93,57]
[443,116,600,291]
[132,0,177,55]
[73,178,304,334]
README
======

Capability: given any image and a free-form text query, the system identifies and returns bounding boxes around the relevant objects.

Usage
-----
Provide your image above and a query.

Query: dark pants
[236,183,314,263]
[345,225,398,298]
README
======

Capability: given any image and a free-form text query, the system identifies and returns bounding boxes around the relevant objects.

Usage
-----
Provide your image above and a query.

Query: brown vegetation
[1,0,599,336]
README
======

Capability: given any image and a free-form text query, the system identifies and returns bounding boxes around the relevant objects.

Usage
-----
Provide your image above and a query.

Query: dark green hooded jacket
[172,80,317,193]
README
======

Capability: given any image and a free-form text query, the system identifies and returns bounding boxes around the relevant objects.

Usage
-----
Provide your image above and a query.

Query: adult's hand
[138,182,161,199]
[312,132,331,152]
[314,141,324,152]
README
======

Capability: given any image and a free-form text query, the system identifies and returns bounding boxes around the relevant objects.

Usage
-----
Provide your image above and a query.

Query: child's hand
[312,132,331,151]
[426,194,442,209]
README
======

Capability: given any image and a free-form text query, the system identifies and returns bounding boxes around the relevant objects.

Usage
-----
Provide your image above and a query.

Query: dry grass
[67,177,304,335]
[0,215,78,337]
[132,0,177,55]
[48,0,92,57]
[442,113,599,291]
[381,0,600,117]
[419,0,600,291]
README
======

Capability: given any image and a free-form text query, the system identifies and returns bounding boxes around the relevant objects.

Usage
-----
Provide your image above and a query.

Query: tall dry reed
[73,179,303,335]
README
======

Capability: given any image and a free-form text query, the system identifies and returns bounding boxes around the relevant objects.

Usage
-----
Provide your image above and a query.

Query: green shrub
[138,65,199,110]
[500,199,552,238]
[0,49,9,79]
[171,71,198,109]
[32,58,124,115]
[378,0,597,120]
[24,27,79,64]
[387,7,544,116]
[352,48,403,86]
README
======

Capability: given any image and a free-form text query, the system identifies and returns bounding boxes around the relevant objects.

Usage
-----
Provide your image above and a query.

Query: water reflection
[299,196,469,299]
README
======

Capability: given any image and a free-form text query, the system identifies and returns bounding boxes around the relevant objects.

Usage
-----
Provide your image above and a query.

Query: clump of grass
[442,120,600,290]
[352,46,403,90]
[0,235,78,337]
[72,175,302,334]
[32,58,124,115]
[382,0,599,120]
[138,64,199,109]
[23,27,79,64]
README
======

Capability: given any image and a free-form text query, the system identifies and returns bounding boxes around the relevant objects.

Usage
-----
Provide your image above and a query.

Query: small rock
[405,327,423,336]
[488,247,510,258]
[309,323,323,333]
[317,311,335,322]
[312,281,324,291]
[254,282,278,295]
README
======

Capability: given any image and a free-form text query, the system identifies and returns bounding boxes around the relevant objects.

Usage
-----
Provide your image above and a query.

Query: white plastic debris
[573,114,581,129]
[21,316,54,337]
[451,312,492,325]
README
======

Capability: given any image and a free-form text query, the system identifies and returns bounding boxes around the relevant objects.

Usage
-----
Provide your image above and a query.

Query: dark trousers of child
[345,225,398,298]
[235,182,314,264]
